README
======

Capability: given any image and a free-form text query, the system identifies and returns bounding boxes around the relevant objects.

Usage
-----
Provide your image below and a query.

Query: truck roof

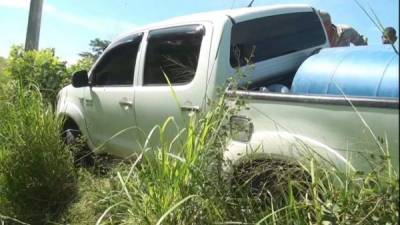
[163,4,313,24]
[113,4,314,43]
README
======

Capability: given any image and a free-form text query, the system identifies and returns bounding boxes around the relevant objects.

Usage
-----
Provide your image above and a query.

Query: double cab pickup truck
[57,4,399,172]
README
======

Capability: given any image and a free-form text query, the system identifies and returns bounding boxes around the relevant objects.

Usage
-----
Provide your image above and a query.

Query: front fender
[57,100,96,152]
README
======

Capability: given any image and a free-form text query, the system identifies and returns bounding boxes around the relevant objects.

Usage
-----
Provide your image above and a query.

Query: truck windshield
[230,11,326,67]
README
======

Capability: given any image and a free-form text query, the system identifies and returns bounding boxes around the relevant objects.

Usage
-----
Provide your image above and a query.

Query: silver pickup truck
[57,4,399,171]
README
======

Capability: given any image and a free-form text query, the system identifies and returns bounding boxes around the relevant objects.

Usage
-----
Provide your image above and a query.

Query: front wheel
[62,124,94,167]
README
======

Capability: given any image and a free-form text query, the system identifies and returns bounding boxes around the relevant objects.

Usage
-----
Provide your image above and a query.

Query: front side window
[91,34,143,86]
[143,25,204,85]
[230,12,326,67]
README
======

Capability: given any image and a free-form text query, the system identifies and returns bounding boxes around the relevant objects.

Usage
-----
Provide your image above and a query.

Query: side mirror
[71,70,89,88]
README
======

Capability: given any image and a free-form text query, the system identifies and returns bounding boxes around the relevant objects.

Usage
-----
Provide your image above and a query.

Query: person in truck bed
[318,11,368,47]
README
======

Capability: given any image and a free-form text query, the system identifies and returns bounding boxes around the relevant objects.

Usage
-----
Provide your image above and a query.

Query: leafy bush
[6,45,69,104]
[0,81,77,225]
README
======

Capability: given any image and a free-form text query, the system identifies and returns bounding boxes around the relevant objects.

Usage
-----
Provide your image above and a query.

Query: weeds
[61,92,398,225]
[87,93,234,224]
[0,81,77,225]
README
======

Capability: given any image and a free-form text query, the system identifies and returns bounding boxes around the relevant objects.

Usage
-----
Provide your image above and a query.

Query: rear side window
[143,25,204,85]
[230,12,326,67]
[91,34,143,86]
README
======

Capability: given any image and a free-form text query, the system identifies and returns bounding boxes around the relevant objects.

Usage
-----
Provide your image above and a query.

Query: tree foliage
[68,38,110,74]
[0,56,8,82]
[79,38,110,61]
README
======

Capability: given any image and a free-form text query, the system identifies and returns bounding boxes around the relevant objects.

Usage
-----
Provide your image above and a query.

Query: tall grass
[61,92,398,225]
[0,81,77,225]
[88,93,235,224]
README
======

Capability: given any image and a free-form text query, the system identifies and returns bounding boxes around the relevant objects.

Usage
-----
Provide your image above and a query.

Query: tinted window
[91,34,142,86]
[230,12,326,67]
[143,25,204,85]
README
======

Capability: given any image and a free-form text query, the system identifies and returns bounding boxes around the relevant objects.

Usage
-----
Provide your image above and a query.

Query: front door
[83,34,143,157]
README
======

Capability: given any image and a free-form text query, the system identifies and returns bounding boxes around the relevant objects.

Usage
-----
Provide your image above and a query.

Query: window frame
[139,24,206,87]
[89,32,144,87]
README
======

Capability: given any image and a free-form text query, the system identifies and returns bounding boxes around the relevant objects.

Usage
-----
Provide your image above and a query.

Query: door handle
[180,105,200,112]
[84,99,93,106]
[119,99,133,107]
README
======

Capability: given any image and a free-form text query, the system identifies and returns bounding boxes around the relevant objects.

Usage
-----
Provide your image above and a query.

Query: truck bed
[226,90,399,172]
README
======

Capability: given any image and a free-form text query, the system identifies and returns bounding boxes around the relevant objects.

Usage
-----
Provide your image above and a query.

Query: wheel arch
[58,104,95,151]
[62,116,79,131]
[225,130,355,173]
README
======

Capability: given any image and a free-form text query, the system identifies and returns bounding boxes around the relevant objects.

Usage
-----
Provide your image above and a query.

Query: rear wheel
[232,158,311,203]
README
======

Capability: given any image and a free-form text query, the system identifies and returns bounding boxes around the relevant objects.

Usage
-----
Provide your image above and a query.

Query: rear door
[134,23,212,145]
[83,33,143,157]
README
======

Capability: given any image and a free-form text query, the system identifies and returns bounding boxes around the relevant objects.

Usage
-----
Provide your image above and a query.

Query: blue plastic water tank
[291,46,399,98]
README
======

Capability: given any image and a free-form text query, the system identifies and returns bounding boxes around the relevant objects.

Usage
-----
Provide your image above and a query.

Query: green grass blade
[156,195,197,225]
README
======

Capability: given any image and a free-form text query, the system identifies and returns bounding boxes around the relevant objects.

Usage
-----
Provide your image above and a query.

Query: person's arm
[342,27,368,46]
